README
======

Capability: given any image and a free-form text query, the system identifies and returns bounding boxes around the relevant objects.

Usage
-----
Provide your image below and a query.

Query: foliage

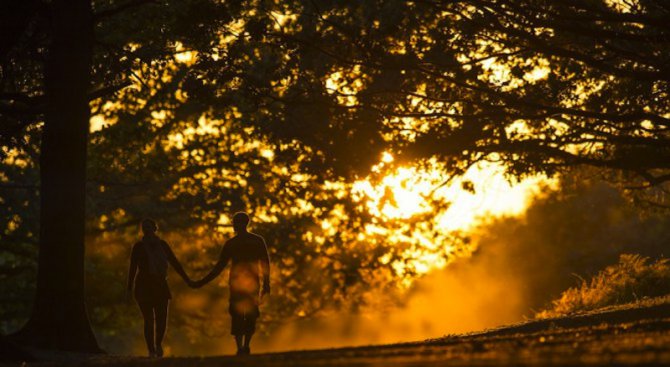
[298,0,670,202]
[237,0,670,202]
[8,0,670,189]
[3,0,670,352]
[537,254,670,318]
[2,2,466,350]
[466,173,670,312]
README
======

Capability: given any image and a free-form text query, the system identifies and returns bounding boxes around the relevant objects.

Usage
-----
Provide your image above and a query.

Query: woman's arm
[260,239,271,295]
[127,244,139,298]
[163,241,193,285]
[193,244,230,288]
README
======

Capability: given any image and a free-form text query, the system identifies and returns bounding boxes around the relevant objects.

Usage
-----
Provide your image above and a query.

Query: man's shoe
[156,345,164,358]
[243,346,250,355]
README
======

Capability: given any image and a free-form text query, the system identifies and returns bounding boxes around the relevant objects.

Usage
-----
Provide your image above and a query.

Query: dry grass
[537,254,670,318]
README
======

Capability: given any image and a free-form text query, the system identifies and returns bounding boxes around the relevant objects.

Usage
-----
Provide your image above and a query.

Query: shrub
[537,254,670,318]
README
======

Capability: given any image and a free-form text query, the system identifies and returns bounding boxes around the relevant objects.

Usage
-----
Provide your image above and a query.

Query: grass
[537,254,670,318]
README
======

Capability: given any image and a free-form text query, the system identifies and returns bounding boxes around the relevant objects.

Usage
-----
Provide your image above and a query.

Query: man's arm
[163,241,192,285]
[260,238,271,295]
[194,244,230,288]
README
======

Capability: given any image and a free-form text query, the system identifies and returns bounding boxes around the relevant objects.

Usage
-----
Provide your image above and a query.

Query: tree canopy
[4,0,670,187]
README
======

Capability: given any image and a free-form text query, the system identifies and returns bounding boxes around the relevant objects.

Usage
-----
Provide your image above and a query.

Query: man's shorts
[229,292,260,335]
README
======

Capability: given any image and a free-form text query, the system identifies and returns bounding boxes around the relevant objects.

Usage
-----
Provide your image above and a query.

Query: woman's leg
[137,300,155,356]
[154,298,169,357]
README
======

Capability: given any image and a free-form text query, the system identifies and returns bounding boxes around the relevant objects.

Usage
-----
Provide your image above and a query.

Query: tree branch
[94,0,158,20]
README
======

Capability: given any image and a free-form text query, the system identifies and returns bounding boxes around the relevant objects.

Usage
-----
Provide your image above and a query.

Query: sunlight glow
[435,163,551,231]
[355,158,551,232]
[353,154,555,276]
[174,42,198,65]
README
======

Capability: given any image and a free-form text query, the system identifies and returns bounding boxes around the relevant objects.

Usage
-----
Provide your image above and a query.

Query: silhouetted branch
[0,265,33,277]
[0,242,37,258]
[94,0,158,20]
[0,81,131,117]
[0,183,38,190]
[88,80,132,100]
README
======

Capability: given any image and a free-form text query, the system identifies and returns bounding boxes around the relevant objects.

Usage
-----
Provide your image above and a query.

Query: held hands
[261,282,271,297]
[186,278,196,288]
[187,278,205,289]
[259,282,271,305]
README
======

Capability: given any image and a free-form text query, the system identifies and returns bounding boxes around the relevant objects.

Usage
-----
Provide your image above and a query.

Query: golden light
[353,153,555,276]
[354,167,436,220]
[174,42,198,65]
[356,158,551,229]
[436,162,551,231]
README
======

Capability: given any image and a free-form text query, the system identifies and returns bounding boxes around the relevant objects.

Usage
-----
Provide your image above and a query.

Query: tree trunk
[11,0,101,352]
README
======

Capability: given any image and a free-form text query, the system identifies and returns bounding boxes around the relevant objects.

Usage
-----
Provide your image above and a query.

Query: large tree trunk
[11,0,100,352]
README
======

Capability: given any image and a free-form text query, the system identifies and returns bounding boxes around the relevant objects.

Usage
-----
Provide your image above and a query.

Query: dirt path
[7,303,670,366]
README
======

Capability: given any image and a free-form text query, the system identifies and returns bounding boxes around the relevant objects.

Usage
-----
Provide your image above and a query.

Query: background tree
[1,0,246,351]
[5,0,99,351]
[1,0,435,352]
[211,0,669,203]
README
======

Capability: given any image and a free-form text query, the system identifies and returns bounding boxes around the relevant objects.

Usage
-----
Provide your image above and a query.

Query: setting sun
[355,155,552,232]
[348,154,555,276]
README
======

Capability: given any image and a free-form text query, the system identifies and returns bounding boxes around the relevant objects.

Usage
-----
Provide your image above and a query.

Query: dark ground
[3,301,670,366]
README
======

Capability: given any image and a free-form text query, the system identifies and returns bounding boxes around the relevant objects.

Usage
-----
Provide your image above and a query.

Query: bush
[537,254,670,318]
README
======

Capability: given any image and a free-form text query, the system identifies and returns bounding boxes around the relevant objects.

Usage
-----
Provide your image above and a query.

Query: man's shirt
[219,231,270,295]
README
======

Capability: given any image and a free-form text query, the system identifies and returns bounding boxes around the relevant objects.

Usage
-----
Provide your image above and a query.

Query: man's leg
[231,311,245,355]
[243,333,253,350]
[241,312,257,355]
[231,295,256,355]
[234,334,244,353]
[154,299,169,357]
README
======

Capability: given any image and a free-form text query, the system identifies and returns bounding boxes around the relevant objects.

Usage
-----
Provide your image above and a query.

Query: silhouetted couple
[126,212,271,357]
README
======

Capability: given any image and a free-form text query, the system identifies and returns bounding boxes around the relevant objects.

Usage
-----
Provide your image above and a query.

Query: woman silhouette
[127,219,192,357]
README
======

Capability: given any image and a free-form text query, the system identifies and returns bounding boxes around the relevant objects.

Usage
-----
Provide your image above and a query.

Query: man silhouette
[193,212,271,355]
